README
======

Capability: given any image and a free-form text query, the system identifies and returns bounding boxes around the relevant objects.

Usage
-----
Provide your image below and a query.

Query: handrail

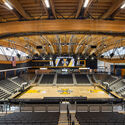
[0,67,31,73]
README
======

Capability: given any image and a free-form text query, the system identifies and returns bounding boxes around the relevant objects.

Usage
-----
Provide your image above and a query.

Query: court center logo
[58,88,72,95]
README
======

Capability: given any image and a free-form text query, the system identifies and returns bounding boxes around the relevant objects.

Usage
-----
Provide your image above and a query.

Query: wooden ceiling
[1,35,125,58]
[0,0,125,22]
[0,0,125,61]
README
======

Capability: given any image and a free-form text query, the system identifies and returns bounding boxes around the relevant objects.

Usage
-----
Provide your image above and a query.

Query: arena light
[77,56,80,60]
[85,57,87,60]
[42,57,45,60]
[83,0,89,8]
[4,1,13,10]
[44,0,50,8]
[91,57,94,60]
[121,3,125,9]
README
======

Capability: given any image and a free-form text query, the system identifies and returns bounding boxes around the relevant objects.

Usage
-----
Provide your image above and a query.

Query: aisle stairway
[58,103,80,125]
[58,113,80,125]
[58,113,68,125]
[71,113,80,125]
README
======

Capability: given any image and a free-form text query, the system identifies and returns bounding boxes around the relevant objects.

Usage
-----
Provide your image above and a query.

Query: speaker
[36,46,42,49]
[26,56,29,59]
[110,53,114,58]
[91,45,97,48]
[101,55,104,58]
[34,53,39,57]
[17,53,21,58]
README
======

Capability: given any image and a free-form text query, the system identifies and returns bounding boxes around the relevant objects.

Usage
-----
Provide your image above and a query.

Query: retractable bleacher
[0,80,19,93]
[76,112,125,125]
[94,74,117,84]
[0,112,60,125]
[0,89,9,100]
[12,77,27,85]
[57,74,73,84]
[110,79,125,97]
[75,74,90,84]
[110,80,125,91]
[40,74,54,84]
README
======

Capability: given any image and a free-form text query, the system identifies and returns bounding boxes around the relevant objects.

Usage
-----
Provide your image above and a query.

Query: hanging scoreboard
[55,57,75,67]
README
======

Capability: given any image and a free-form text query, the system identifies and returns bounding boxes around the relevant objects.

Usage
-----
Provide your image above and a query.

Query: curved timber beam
[7,0,31,19]
[1,20,125,38]
[101,0,124,19]
[96,39,125,56]
[41,36,55,54]
[0,40,32,55]
[99,58,125,63]
[75,0,84,18]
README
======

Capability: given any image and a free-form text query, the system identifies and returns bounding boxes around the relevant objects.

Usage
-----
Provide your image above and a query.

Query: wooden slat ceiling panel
[115,9,125,19]
[18,0,47,18]
[54,0,79,17]
[0,9,11,14]
[0,6,17,20]
[0,34,125,60]
[88,0,115,18]
[0,0,124,21]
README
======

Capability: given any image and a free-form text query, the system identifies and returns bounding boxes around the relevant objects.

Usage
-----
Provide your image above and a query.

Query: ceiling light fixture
[121,3,125,9]
[44,0,50,8]
[4,1,13,10]
[83,0,89,8]
[77,57,80,60]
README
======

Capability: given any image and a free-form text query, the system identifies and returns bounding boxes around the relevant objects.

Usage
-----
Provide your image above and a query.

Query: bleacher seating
[0,112,60,125]
[40,74,54,84]
[0,75,33,100]
[0,89,9,100]
[75,74,90,84]
[121,91,125,97]
[94,74,117,84]
[35,75,41,83]
[57,74,73,84]
[20,73,35,82]
[110,80,125,91]
[0,80,19,93]
[12,77,27,85]
[109,79,125,98]
[76,112,125,125]
[89,74,95,83]
[94,74,125,97]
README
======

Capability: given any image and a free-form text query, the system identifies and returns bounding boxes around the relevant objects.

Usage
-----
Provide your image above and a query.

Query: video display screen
[55,57,75,67]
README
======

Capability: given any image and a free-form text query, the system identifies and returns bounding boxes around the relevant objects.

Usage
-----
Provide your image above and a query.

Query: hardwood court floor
[18,85,113,99]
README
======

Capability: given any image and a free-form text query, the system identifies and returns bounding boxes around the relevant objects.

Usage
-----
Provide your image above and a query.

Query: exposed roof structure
[1,35,125,57]
[0,0,125,62]
[0,0,125,21]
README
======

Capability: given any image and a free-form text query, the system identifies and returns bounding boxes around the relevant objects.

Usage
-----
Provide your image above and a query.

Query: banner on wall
[12,56,16,67]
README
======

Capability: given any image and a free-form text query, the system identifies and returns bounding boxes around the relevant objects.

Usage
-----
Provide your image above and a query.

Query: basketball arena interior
[0,0,125,125]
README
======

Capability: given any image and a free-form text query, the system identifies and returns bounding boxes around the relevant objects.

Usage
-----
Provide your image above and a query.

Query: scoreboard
[55,57,75,67]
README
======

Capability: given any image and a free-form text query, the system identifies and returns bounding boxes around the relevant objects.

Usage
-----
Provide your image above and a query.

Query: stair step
[58,113,80,125]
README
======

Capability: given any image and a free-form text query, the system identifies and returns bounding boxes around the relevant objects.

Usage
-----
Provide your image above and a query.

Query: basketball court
[17,85,113,99]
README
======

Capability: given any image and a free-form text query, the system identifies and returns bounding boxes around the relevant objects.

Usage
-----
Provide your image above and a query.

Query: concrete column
[72,73,77,85]
[53,73,57,85]
[38,74,43,85]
